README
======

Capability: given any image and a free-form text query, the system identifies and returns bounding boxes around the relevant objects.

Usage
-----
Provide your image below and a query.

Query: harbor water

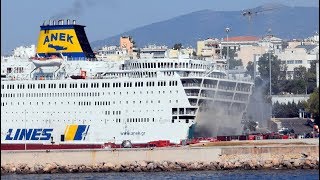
[2,169,319,180]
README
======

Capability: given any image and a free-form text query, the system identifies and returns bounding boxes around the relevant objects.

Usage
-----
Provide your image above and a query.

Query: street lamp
[225,27,231,79]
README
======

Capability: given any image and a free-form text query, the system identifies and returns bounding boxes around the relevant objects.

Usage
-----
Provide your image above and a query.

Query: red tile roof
[223,36,259,41]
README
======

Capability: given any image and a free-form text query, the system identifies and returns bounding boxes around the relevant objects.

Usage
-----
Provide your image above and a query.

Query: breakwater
[1,141,319,174]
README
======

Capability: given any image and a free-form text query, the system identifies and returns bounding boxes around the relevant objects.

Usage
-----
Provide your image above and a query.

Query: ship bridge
[36,19,95,60]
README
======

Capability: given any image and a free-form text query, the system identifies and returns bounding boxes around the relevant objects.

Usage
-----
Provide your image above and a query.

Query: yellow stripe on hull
[65,125,78,141]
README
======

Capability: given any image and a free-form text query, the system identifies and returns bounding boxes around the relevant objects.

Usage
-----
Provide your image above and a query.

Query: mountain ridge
[90,4,319,49]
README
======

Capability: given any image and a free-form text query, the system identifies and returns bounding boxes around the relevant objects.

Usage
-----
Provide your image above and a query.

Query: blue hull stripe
[74,125,87,140]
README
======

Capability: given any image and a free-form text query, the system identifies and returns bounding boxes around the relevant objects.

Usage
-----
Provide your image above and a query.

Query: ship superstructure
[1,20,254,149]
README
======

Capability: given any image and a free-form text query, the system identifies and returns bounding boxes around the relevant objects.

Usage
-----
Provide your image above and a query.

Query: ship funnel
[48,20,51,25]
[37,20,96,59]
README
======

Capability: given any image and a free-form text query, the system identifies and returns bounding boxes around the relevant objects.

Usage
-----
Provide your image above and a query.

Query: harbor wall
[1,141,319,174]
[1,147,222,166]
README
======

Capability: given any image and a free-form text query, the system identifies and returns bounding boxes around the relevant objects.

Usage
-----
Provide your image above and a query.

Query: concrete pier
[1,139,319,174]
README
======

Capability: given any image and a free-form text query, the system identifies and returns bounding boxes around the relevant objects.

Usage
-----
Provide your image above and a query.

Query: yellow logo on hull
[37,29,83,54]
[64,124,90,141]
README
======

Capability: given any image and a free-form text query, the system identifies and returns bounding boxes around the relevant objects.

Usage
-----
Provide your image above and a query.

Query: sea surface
[2,169,319,180]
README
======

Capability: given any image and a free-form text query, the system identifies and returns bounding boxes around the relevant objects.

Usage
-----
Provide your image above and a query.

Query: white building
[10,45,36,58]
[95,46,130,61]
[271,94,310,105]
[258,35,283,54]
[276,45,319,79]
[139,45,168,59]
[196,38,221,58]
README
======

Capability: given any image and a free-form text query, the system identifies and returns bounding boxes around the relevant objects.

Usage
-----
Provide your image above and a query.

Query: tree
[257,53,287,95]
[173,43,182,50]
[245,61,254,78]
[306,60,317,93]
[229,59,243,70]
[221,47,243,69]
[272,101,283,117]
[272,100,305,118]
[131,40,137,48]
[305,87,319,125]
[293,66,307,80]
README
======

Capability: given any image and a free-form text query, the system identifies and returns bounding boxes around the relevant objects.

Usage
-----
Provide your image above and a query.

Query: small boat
[30,54,64,67]
[70,75,86,79]
[70,70,87,79]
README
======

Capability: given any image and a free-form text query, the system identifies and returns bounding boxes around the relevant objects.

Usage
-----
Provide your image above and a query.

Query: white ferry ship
[1,20,253,150]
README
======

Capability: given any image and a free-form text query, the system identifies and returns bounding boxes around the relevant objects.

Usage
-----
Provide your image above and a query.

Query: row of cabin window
[107,71,157,78]
[2,101,99,106]
[2,119,88,122]
[3,118,159,124]
[1,109,160,117]
[2,118,161,124]
[1,89,181,98]
[127,62,208,69]
[127,118,154,123]
[3,80,178,90]
[1,92,100,98]
[109,118,156,123]
[1,98,180,107]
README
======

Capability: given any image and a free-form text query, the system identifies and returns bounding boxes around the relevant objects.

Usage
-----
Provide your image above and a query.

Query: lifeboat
[70,70,87,79]
[31,55,64,67]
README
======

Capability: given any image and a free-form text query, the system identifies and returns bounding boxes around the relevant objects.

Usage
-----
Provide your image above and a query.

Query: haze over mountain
[91,4,319,49]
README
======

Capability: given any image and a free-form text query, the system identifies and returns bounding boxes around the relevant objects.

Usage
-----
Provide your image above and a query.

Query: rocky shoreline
[2,155,318,174]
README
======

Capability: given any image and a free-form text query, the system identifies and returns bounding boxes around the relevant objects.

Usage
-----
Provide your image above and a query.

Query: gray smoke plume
[191,78,271,138]
[192,94,245,138]
[246,78,272,128]
[50,0,96,19]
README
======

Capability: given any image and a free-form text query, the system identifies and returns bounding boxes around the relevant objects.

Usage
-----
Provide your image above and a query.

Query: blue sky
[1,0,319,54]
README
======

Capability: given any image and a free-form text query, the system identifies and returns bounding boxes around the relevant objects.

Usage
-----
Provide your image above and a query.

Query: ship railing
[206,73,253,83]
[186,93,199,96]
[228,75,253,82]
[218,86,235,91]
[206,74,227,79]
[233,97,247,101]
[236,88,251,92]
[215,95,233,100]
[66,57,99,61]
[202,84,216,88]
[200,93,214,98]
[182,83,201,87]
[180,73,205,78]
